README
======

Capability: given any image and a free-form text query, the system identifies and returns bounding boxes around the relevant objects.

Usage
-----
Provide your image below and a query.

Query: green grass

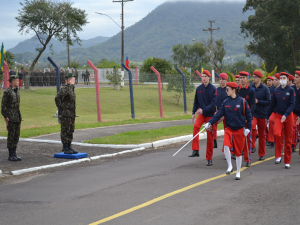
[85,123,224,145]
[0,85,196,137]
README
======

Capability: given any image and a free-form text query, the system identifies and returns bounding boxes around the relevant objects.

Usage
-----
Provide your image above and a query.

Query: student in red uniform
[190,70,217,166]
[214,73,228,148]
[239,71,256,166]
[235,75,240,86]
[251,71,271,160]
[267,72,295,168]
[266,76,275,147]
[291,71,300,152]
[205,82,252,180]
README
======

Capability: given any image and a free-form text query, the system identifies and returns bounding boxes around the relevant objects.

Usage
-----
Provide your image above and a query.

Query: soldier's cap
[280,72,289,78]
[219,73,228,80]
[226,82,239,89]
[274,73,280,79]
[266,76,274,80]
[65,73,76,79]
[202,70,211,77]
[239,71,249,77]
[295,71,300,76]
[9,75,19,82]
[289,75,295,81]
[235,75,240,78]
[253,70,263,78]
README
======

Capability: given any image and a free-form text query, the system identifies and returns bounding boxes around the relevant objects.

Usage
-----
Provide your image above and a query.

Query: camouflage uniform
[1,83,22,161]
[75,70,78,84]
[55,83,76,148]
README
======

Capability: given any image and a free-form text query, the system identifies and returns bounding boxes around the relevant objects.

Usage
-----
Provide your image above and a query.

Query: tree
[203,39,226,72]
[70,60,80,69]
[241,0,300,72]
[5,51,15,69]
[140,57,172,88]
[16,0,88,89]
[97,59,121,68]
[171,42,208,72]
[166,69,195,105]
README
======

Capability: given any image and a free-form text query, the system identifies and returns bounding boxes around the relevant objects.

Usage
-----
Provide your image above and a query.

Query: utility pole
[113,0,133,87]
[203,20,220,83]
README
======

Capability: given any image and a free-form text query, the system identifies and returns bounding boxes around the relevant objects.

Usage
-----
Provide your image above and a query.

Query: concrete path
[33,119,191,142]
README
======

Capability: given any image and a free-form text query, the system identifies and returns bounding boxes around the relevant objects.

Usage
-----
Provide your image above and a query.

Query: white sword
[173,126,207,157]
[244,127,252,175]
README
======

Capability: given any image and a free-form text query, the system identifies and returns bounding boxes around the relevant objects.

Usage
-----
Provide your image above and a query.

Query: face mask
[280,79,287,86]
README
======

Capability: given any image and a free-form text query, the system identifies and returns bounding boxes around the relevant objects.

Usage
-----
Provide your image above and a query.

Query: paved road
[1,137,300,225]
[33,120,191,142]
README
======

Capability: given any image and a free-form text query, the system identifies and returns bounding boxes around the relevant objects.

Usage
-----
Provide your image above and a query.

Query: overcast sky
[0,0,246,50]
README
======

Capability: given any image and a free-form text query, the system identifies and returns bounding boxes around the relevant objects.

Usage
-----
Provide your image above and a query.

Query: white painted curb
[10,148,145,176]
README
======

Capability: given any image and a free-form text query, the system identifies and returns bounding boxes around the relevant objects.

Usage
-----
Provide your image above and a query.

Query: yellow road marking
[89,150,299,225]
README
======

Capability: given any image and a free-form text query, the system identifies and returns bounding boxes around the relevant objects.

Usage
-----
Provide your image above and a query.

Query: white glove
[244,128,250,137]
[204,122,211,130]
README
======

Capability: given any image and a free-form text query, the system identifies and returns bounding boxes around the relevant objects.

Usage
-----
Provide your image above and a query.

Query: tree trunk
[25,35,53,89]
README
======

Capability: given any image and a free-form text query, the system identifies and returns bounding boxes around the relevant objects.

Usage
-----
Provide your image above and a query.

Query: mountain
[12,1,253,66]
[8,35,110,54]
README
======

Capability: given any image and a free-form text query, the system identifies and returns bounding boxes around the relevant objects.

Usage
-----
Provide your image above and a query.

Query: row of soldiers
[191,69,300,180]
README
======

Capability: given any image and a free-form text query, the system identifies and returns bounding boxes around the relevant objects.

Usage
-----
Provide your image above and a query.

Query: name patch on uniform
[198,91,203,93]
[286,92,290,95]
[225,105,231,108]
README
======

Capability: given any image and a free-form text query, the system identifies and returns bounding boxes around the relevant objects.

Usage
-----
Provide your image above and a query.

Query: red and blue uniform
[267,85,295,164]
[192,82,217,160]
[209,95,252,157]
[251,83,271,157]
[266,86,276,143]
[291,85,300,148]
[239,84,255,162]
[214,86,228,140]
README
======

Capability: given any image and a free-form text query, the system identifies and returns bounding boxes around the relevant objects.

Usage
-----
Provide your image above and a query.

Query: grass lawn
[0,85,197,137]
[85,123,224,145]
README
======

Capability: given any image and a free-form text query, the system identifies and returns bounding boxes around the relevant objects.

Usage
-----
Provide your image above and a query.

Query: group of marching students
[190,69,300,180]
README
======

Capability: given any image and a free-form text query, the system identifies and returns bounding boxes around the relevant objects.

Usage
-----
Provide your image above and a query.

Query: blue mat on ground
[54,152,88,159]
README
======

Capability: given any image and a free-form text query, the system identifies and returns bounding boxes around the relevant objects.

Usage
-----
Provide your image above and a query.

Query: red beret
[253,70,263,78]
[295,71,300,76]
[289,75,295,80]
[235,75,240,78]
[219,73,228,80]
[239,71,248,76]
[280,72,289,76]
[202,70,211,77]
[226,82,239,89]
[274,73,280,79]
[266,76,274,80]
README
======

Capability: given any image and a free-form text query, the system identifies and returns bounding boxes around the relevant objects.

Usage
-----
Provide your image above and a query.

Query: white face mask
[280,79,287,86]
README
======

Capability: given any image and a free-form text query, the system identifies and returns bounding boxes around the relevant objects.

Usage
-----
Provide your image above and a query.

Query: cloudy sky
[0,0,245,50]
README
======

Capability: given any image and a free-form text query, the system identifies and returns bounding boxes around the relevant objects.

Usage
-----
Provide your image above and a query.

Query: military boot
[8,149,18,161]
[63,143,73,154]
[13,147,22,161]
[68,143,78,154]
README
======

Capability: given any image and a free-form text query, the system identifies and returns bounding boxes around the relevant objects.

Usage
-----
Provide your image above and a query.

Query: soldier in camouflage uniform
[74,69,78,84]
[55,73,78,154]
[1,75,22,161]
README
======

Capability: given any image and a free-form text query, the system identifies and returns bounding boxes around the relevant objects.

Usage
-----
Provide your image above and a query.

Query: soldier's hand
[192,114,195,124]
[5,117,9,127]
[281,115,286,123]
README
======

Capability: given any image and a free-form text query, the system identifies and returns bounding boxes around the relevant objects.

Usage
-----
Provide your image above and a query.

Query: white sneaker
[285,164,290,169]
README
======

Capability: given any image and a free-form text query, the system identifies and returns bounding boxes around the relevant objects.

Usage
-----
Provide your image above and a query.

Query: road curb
[9,148,145,176]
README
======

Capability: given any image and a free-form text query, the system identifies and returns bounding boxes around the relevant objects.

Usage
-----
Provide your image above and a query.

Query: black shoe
[189,150,199,157]
[206,160,212,166]
[8,149,18,161]
[231,154,236,160]
[63,143,73,154]
[235,177,241,180]
[226,168,233,175]
[292,144,296,152]
[259,156,265,161]
[68,143,78,154]
[13,147,22,161]
[275,159,281,164]
[269,142,274,148]
[242,150,244,155]
[245,162,250,167]
[213,139,218,148]
[251,148,256,153]
[266,141,270,146]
